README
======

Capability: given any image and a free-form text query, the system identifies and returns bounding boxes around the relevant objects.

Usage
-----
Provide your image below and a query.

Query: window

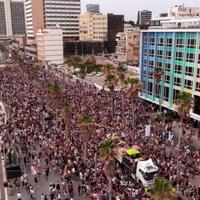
[174,77,181,86]
[149,60,154,68]
[143,60,147,66]
[144,49,148,56]
[148,71,153,79]
[176,52,184,61]
[144,37,148,44]
[173,89,180,103]
[166,38,173,47]
[185,66,194,76]
[157,37,164,46]
[165,63,171,71]
[198,54,200,64]
[176,38,184,48]
[163,87,169,101]
[157,62,162,68]
[184,79,193,90]
[187,39,196,48]
[196,82,200,92]
[186,53,195,63]
[165,75,170,83]
[149,49,155,57]
[157,50,163,58]
[150,37,155,45]
[148,82,153,95]
[166,50,172,59]
[197,68,200,78]
[174,65,182,74]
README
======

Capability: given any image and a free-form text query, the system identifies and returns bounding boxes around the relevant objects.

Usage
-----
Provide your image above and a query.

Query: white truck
[115,148,158,188]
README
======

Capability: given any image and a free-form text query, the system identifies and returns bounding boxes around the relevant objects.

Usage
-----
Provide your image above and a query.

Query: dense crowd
[0,65,200,200]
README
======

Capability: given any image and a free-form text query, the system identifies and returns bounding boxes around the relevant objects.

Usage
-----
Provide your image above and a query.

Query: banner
[145,124,151,137]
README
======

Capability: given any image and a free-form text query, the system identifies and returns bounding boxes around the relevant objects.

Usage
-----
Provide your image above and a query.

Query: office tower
[86,4,99,13]
[137,10,152,25]
[44,0,80,39]
[25,0,80,39]
[140,17,200,121]
[0,0,25,38]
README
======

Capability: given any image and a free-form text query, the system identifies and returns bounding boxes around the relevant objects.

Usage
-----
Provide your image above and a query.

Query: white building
[36,28,64,65]
[168,4,200,17]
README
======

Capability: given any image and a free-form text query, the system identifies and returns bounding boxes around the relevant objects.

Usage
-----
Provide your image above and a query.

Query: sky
[81,0,200,21]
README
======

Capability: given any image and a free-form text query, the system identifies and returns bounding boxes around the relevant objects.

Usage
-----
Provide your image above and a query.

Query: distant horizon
[81,0,200,21]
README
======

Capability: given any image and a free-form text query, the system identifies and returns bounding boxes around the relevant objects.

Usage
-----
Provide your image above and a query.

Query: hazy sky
[81,0,200,21]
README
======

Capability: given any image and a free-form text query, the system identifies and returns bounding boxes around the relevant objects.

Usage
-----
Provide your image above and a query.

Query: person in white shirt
[17,191,22,200]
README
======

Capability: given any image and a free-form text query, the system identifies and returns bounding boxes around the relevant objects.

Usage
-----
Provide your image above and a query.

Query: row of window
[146,82,200,102]
[144,49,200,63]
[144,37,198,49]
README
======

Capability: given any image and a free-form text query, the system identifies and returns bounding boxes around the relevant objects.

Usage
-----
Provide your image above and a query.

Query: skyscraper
[137,10,152,25]
[0,0,26,38]
[25,0,81,39]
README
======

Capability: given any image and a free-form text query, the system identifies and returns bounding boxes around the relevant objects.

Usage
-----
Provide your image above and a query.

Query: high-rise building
[86,4,99,13]
[44,0,80,39]
[25,0,80,39]
[0,0,26,38]
[137,10,152,25]
[140,17,200,121]
[25,0,45,38]
[79,11,124,52]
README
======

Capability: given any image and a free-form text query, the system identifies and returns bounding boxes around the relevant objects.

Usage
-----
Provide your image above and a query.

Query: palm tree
[153,67,164,112]
[99,136,122,200]
[147,176,175,200]
[47,82,62,106]
[103,64,114,75]
[60,100,71,136]
[126,76,143,142]
[117,66,127,121]
[104,73,118,116]
[175,92,192,178]
[79,114,93,165]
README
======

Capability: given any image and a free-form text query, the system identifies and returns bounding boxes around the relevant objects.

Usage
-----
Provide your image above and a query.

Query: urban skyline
[81,0,200,20]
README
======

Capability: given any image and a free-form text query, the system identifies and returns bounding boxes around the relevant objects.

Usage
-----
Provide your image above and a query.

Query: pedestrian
[17,191,22,200]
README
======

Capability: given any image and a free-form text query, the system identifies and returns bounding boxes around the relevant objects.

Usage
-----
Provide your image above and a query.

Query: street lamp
[163,109,167,124]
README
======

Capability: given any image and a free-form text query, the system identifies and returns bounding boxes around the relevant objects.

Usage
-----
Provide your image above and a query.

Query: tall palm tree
[79,114,93,165]
[104,73,118,116]
[153,67,164,112]
[126,76,143,142]
[117,66,127,120]
[47,82,62,106]
[60,100,71,136]
[175,92,192,178]
[99,136,122,200]
[147,176,175,200]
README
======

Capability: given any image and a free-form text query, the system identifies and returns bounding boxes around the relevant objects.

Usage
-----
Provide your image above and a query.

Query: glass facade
[140,31,200,113]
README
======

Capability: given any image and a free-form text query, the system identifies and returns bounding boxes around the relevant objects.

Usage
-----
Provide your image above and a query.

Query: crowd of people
[0,65,200,200]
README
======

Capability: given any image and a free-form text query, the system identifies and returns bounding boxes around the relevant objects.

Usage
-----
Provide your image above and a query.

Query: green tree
[147,177,175,200]
[79,114,93,165]
[117,66,127,121]
[60,100,71,136]
[126,76,143,142]
[153,67,164,112]
[104,73,118,116]
[99,137,122,200]
[175,92,192,178]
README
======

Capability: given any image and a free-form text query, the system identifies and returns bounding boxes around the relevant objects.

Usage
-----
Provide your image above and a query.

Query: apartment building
[116,29,140,63]
[140,17,200,120]
[0,0,25,38]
